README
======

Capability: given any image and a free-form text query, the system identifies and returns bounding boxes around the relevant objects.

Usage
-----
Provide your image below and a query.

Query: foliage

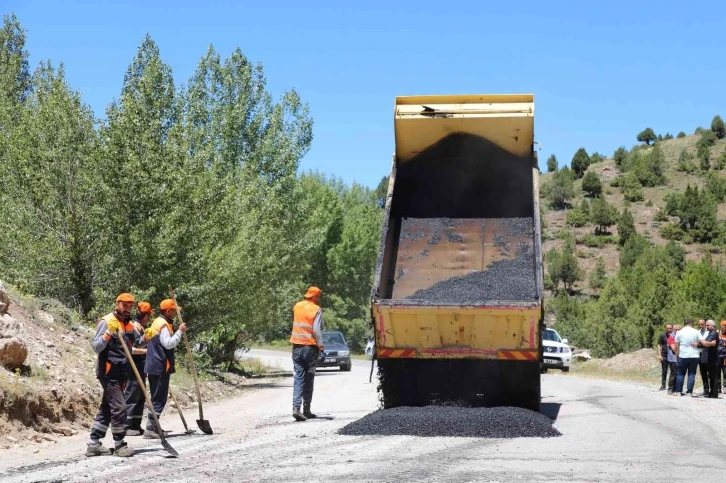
[717,152,726,170]
[617,208,636,246]
[546,154,557,173]
[546,166,575,209]
[546,234,582,293]
[613,146,628,169]
[677,149,697,173]
[663,133,674,140]
[677,131,686,138]
[566,199,590,227]
[697,130,717,170]
[712,115,725,140]
[0,17,381,370]
[619,172,644,202]
[375,176,389,208]
[580,233,616,248]
[666,185,719,242]
[590,197,616,234]
[581,171,602,197]
[589,257,607,291]
[636,127,657,145]
[590,152,604,165]
[706,172,726,202]
[660,223,684,241]
[571,147,591,178]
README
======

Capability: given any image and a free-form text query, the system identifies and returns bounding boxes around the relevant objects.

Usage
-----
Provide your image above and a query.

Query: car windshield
[322,332,346,345]
[544,330,561,342]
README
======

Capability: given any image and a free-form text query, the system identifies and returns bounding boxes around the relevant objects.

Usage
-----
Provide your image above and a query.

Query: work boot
[143,430,170,439]
[292,408,307,422]
[85,442,112,457]
[659,386,665,391]
[125,429,144,436]
[303,408,317,419]
[114,442,135,457]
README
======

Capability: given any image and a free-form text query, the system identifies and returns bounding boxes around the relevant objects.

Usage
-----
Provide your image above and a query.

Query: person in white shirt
[674,319,701,396]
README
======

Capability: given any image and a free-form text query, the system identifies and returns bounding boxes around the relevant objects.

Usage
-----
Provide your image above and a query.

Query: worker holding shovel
[143,298,186,439]
[123,301,154,436]
[86,293,147,458]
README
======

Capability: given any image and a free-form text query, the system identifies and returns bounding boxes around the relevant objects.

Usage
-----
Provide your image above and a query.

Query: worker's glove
[144,327,159,340]
[106,319,120,334]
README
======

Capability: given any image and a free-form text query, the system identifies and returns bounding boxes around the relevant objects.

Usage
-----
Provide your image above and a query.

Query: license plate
[544,358,560,365]
[325,358,336,363]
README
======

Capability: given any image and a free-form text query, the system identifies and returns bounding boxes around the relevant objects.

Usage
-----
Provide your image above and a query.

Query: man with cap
[124,302,154,435]
[86,293,145,457]
[290,286,324,421]
[143,298,186,439]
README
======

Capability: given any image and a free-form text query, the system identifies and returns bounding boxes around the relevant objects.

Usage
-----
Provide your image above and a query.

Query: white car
[542,328,571,372]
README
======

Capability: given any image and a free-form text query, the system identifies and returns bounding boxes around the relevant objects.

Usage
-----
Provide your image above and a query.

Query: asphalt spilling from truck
[338,406,560,438]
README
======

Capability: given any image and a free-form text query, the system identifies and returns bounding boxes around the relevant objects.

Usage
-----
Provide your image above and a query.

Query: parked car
[318,331,352,371]
[542,328,571,372]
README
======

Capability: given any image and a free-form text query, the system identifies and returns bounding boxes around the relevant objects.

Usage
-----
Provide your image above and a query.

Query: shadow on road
[540,402,561,421]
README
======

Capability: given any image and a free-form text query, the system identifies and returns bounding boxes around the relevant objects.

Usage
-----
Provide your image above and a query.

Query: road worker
[143,298,186,439]
[124,301,154,435]
[87,293,144,457]
[290,286,324,421]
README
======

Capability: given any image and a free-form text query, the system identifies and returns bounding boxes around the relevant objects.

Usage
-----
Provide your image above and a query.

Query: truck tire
[561,366,570,373]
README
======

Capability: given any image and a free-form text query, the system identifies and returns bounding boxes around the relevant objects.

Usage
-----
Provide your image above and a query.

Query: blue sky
[6,0,726,188]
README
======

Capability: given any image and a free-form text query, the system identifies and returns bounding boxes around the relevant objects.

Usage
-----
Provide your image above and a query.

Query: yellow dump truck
[371,94,544,410]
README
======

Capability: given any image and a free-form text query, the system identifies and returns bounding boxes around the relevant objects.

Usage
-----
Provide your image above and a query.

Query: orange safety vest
[289,300,321,346]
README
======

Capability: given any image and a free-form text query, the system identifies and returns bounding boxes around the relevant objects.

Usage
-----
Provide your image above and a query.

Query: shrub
[677,149,697,173]
[547,154,557,172]
[663,133,674,140]
[654,208,668,222]
[581,171,602,197]
[590,152,604,165]
[571,148,591,178]
[546,167,575,209]
[660,223,684,241]
[566,199,591,227]
[590,196,617,234]
[620,172,644,202]
[712,115,725,140]
[618,208,636,246]
[613,146,628,169]
[677,132,686,138]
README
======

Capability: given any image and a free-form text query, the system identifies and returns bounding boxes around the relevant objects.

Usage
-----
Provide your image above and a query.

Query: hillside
[540,132,726,296]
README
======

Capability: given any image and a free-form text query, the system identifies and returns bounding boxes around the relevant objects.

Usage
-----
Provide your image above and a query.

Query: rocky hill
[540,131,726,296]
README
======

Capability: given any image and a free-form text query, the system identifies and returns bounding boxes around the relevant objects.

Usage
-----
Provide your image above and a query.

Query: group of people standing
[658,319,726,398]
[86,293,186,457]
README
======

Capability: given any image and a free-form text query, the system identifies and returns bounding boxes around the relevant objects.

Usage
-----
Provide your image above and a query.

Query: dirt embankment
[0,287,272,450]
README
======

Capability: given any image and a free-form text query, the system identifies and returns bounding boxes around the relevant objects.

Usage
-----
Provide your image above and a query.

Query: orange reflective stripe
[166,360,171,373]
[105,362,111,374]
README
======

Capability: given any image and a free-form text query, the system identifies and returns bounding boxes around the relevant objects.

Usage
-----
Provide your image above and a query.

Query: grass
[568,360,707,392]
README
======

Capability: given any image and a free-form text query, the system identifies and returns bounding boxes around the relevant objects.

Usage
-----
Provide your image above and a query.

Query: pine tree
[547,154,557,172]
[589,257,607,291]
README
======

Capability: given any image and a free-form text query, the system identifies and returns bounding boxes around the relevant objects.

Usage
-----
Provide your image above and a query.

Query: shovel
[116,327,179,457]
[169,387,196,434]
[168,285,213,435]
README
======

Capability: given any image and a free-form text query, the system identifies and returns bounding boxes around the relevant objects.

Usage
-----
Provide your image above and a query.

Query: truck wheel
[561,366,570,373]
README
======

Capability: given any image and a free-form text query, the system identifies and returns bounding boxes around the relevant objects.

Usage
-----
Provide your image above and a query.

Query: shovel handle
[116,327,177,455]
[168,387,189,432]
[168,285,205,420]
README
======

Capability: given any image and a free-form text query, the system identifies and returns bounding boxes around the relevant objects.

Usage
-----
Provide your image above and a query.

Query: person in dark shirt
[719,321,726,393]
[699,320,719,399]
[657,324,673,391]
[697,319,709,396]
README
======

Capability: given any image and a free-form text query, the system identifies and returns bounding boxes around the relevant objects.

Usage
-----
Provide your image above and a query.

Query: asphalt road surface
[3,350,726,483]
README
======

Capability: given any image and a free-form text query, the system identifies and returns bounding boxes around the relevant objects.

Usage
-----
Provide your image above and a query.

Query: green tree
[590,152,604,164]
[571,147,590,178]
[677,131,686,138]
[546,154,557,172]
[620,172,644,202]
[613,146,628,169]
[590,196,616,234]
[712,115,725,139]
[566,199,590,227]
[617,208,636,246]
[547,166,575,209]
[637,128,657,145]
[635,145,667,186]
[581,171,602,197]
[589,257,607,292]
[558,236,582,292]
[3,63,100,314]
[663,133,674,140]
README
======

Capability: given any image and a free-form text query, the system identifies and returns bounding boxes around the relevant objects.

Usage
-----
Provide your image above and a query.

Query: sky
[5,0,726,188]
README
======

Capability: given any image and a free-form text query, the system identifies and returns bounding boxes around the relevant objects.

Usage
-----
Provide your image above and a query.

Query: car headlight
[338,350,350,356]
[561,347,570,353]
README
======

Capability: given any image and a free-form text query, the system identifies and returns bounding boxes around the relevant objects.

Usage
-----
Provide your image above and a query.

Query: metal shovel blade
[161,438,179,458]
[197,419,213,435]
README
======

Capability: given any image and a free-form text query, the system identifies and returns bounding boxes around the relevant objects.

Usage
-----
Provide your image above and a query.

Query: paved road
[3,351,726,482]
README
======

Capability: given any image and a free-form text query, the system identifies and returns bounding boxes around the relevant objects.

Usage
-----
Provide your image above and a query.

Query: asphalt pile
[338,406,560,438]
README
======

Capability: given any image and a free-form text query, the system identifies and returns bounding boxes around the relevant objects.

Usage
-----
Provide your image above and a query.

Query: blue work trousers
[292,345,319,411]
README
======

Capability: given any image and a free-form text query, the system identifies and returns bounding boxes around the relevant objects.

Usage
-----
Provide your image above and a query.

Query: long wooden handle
[116,328,166,436]
[168,285,205,420]
[168,387,189,431]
